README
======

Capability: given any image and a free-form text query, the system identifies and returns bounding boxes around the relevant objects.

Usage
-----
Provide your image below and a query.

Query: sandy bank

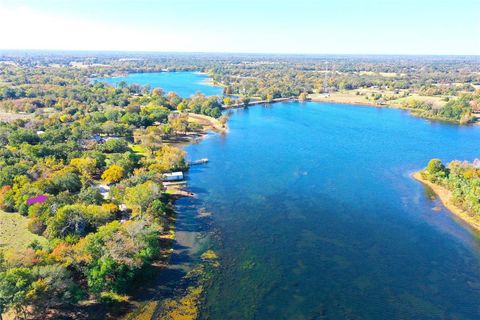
[187,112,227,133]
[413,172,480,232]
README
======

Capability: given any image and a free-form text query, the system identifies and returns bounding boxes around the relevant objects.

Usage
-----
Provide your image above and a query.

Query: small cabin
[162,172,184,182]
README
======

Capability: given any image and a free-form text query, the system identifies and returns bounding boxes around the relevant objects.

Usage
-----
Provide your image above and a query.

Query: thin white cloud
[0,5,185,51]
[0,2,478,55]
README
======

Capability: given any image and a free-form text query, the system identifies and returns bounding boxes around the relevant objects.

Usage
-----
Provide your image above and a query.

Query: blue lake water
[176,102,480,319]
[95,72,223,97]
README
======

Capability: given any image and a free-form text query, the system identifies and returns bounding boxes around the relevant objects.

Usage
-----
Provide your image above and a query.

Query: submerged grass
[154,250,220,320]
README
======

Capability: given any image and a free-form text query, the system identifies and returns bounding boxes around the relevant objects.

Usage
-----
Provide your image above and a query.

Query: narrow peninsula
[414,159,480,232]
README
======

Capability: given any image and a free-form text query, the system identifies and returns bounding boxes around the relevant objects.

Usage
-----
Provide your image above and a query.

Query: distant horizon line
[1,48,479,58]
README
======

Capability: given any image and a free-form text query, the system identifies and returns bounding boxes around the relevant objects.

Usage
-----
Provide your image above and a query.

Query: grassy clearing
[359,71,405,78]
[310,90,447,109]
[0,111,34,123]
[310,91,373,105]
[0,210,47,251]
[130,144,148,155]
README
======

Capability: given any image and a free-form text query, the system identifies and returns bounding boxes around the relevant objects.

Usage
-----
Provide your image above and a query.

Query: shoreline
[413,172,480,232]
[122,114,225,319]
[310,96,476,124]
[187,112,228,133]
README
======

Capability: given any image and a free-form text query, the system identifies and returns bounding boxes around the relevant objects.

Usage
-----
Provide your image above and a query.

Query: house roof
[27,195,49,206]
[163,172,183,177]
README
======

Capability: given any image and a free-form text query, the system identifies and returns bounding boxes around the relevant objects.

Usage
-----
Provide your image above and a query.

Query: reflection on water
[179,102,480,319]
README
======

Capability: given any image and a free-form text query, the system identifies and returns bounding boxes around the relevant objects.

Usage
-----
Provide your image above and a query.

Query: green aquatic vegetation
[157,286,204,320]
[240,259,256,270]
[200,250,218,261]
[156,252,219,320]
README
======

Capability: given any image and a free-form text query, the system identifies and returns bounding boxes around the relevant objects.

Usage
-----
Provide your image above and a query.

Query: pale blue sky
[0,0,479,54]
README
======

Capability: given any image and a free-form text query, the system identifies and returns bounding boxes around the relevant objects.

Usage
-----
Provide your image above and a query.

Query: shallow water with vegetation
[178,102,480,319]
[95,72,223,97]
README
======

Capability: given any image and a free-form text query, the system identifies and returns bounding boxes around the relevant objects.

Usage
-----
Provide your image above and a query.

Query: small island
[414,158,480,231]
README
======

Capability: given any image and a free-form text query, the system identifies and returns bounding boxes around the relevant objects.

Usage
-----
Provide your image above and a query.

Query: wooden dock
[189,158,209,165]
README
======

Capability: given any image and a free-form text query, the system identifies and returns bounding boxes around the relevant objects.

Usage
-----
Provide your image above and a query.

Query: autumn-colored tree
[134,126,163,151]
[176,102,186,112]
[0,185,12,210]
[101,165,125,184]
[70,158,97,178]
[151,87,164,97]
[149,145,187,173]
[298,92,309,101]
[169,113,189,134]
[266,93,274,102]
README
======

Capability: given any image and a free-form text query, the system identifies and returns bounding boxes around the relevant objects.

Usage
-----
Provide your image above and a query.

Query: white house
[162,172,184,181]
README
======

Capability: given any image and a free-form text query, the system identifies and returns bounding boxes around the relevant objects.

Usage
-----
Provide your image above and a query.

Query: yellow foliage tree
[149,145,187,173]
[70,157,97,178]
[101,164,125,184]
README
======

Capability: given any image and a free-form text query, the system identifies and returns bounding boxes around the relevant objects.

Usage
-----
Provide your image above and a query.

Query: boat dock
[189,158,209,165]
[223,97,297,109]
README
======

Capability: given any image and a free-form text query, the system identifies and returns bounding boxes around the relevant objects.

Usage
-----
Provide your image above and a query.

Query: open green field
[0,210,47,251]
[0,111,34,123]
[310,91,377,105]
